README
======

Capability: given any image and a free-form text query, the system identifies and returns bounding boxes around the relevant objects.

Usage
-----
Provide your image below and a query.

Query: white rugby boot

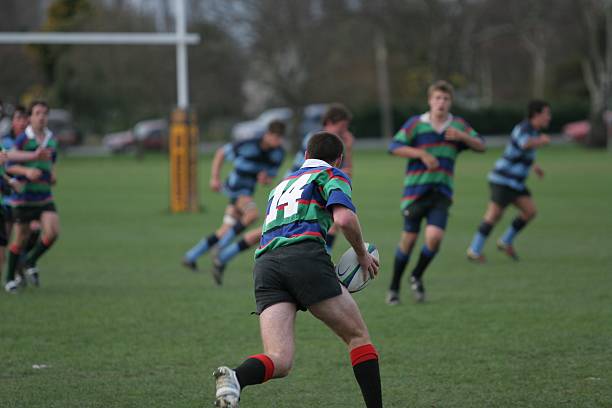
[213,366,240,407]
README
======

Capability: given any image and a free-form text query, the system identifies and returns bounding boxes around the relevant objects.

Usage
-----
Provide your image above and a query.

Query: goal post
[169,108,199,213]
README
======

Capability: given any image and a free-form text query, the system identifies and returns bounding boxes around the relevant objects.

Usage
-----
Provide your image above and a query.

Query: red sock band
[249,354,275,382]
[9,244,21,255]
[350,344,379,367]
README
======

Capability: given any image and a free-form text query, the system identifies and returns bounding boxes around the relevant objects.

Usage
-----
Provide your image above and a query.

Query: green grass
[1,145,611,407]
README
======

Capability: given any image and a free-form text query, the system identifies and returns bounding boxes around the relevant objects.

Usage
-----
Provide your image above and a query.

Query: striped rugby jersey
[0,132,19,203]
[223,136,285,198]
[256,158,355,257]
[390,113,480,209]
[488,120,538,191]
[8,126,57,207]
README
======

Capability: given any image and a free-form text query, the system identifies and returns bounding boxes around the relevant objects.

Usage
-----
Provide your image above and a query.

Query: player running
[386,80,485,304]
[212,131,381,408]
[4,101,59,293]
[289,103,354,252]
[467,100,551,262]
[182,120,285,285]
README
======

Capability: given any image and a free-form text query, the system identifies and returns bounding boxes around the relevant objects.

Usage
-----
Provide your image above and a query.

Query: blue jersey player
[182,120,285,285]
[467,100,551,262]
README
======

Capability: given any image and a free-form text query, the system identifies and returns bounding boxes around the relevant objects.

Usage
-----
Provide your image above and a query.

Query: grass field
[1,144,611,407]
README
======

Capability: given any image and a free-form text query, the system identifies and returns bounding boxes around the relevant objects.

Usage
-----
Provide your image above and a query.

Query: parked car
[562,111,612,141]
[103,118,168,153]
[231,104,329,141]
[48,109,83,147]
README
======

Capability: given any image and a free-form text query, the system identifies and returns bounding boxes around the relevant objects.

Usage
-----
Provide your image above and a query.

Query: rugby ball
[335,243,379,293]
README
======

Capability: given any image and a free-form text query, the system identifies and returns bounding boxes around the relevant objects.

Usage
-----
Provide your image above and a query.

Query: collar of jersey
[301,159,331,169]
[25,125,52,141]
[420,112,454,132]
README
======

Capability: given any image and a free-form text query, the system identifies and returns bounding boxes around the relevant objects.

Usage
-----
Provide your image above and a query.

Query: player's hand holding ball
[336,243,380,293]
[357,250,379,281]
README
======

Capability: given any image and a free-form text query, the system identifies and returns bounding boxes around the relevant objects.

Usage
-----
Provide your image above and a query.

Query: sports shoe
[26,267,40,287]
[181,258,198,272]
[496,240,519,261]
[14,274,27,288]
[466,248,486,263]
[213,366,240,408]
[386,290,400,305]
[4,280,18,294]
[211,258,225,286]
[410,276,426,303]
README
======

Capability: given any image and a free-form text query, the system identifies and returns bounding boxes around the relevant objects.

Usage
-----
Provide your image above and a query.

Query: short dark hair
[527,100,549,119]
[306,131,344,164]
[267,119,286,136]
[427,80,454,99]
[28,100,49,116]
[322,103,352,126]
[12,105,27,119]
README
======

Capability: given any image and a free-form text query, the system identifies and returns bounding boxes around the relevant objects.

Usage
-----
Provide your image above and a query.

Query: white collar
[25,125,52,140]
[301,158,332,169]
[420,112,454,132]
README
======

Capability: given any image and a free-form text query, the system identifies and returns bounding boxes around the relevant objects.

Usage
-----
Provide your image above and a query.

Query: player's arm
[331,205,379,279]
[523,134,551,149]
[6,164,41,181]
[445,127,486,152]
[209,146,226,192]
[6,148,51,162]
[390,145,439,170]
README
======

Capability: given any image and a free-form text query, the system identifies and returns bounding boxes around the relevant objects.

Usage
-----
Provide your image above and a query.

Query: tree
[32,0,93,86]
[581,0,612,148]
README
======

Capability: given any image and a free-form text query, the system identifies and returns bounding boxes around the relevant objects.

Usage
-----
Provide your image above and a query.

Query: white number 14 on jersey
[265,173,313,226]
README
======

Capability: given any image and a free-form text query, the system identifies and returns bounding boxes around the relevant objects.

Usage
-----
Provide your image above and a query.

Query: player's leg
[24,209,59,285]
[309,287,382,408]
[25,220,41,256]
[214,302,297,407]
[386,202,423,304]
[467,201,504,261]
[216,196,257,250]
[386,230,418,305]
[4,220,30,293]
[409,223,444,302]
[498,194,536,260]
[214,227,261,273]
[183,204,239,269]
